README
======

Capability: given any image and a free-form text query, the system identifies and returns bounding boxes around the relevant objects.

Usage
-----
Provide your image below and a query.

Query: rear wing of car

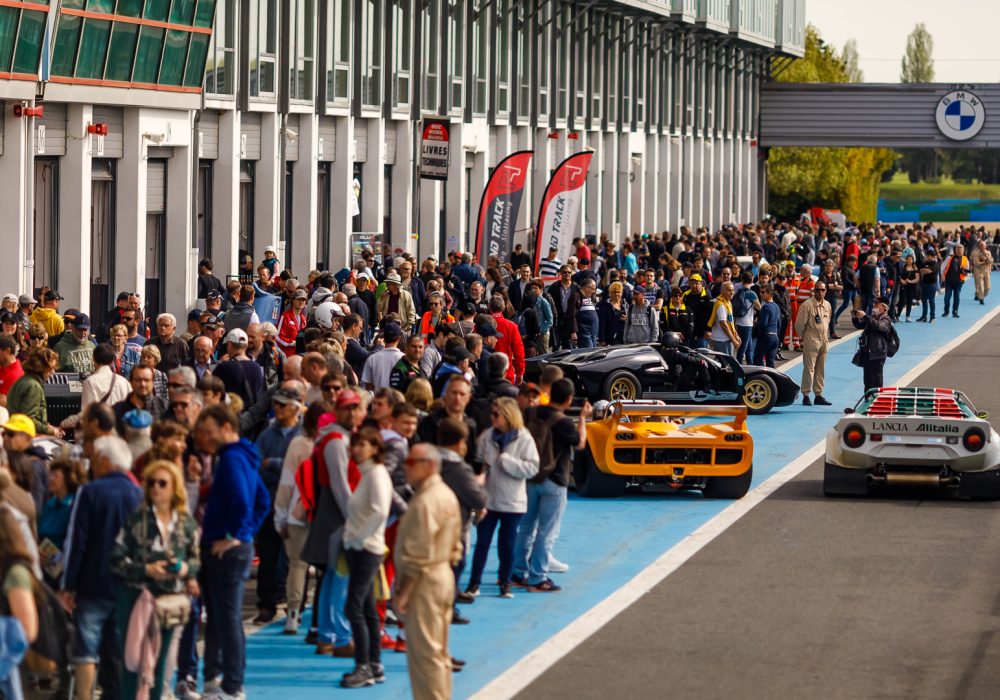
[855,387,977,419]
[609,403,748,431]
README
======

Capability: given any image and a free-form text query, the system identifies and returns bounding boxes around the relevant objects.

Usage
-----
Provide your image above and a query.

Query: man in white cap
[377,272,417,331]
[1,294,17,314]
[212,328,265,405]
[15,294,36,332]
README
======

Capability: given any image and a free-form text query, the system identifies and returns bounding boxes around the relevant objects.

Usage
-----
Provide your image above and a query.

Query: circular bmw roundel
[936,91,986,142]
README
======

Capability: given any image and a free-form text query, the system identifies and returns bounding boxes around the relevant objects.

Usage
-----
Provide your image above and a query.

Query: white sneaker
[175,678,202,700]
[549,558,570,573]
[283,609,300,635]
[202,677,222,696]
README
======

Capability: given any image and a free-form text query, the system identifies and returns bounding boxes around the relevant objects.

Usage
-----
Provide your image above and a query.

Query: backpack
[0,562,73,673]
[887,324,900,358]
[514,306,541,340]
[524,407,565,484]
[294,430,341,521]
[733,288,754,318]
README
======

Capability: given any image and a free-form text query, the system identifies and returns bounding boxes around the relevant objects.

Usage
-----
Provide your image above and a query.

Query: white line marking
[471,305,1000,700]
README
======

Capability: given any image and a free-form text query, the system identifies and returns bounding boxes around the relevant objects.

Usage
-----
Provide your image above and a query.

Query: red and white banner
[534,151,593,279]
[474,150,533,266]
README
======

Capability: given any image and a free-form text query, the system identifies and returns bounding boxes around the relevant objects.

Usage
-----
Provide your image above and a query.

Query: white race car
[824,387,1000,498]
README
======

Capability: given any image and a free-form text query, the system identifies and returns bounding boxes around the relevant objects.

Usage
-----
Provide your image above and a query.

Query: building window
[494,0,509,115]
[360,0,383,108]
[471,7,487,115]
[33,159,58,294]
[203,0,234,95]
[515,4,529,121]
[607,23,617,125]
[239,161,255,262]
[573,17,585,124]
[536,3,548,121]
[289,0,315,101]
[391,0,411,108]
[91,159,116,324]
[197,161,212,258]
[421,0,439,111]
[590,15,602,126]
[283,164,293,264]
[317,163,331,268]
[555,8,568,122]
[1,3,47,76]
[249,0,276,97]
[324,0,350,103]
[448,0,463,112]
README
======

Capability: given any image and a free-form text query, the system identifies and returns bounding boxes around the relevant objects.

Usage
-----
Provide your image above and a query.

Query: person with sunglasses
[111,460,199,700]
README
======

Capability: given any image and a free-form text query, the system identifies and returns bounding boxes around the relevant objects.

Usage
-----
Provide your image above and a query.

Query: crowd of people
[0,219,996,700]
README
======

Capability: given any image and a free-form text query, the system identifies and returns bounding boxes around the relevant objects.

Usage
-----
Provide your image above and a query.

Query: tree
[842,39,863,83]
[900,23,935,83]
[767,26,897,222]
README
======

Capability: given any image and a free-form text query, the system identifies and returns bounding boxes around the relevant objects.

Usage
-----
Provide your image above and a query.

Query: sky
[806,0,1000,84]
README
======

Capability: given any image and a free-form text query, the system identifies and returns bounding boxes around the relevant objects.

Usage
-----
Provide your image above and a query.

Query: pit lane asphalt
[519,309,1000,699]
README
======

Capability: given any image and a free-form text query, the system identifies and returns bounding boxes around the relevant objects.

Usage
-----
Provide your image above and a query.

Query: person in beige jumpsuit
[395,443,463,700]
[972,240,994,304]
[795,282,832,406]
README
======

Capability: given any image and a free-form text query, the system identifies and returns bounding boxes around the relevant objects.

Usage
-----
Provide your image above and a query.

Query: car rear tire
[602,370,642,401]
[742,374,778,415]
[573,448,626,498]
[702,464,753,499]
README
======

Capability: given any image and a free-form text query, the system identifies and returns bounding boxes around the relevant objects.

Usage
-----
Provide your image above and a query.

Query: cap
[688,273,702,282]
[0,312,17,325]
[459,301,477,316]
[2,414,36,438]
[17,295,36,307]
[632,287,646,296]
[2,294,16,304]
[44,290,64,302]
[260,322,278,336]
[875,295,890,306]
[292,288,308,301]
[205,290,223,301]
[335,389,362,409]
[188,309,205,322]
[447,346,472,363]
[264,245,277,254]
[62,308,80,321]
[200,313,221,330]
[272,387,302,406]
[69,313,91,330]
[476,324,502,338]
[225,328,249,345]
[382,322,402,342]
[518,382,542,396]
[122,409,153,430]
[384,272,403,285]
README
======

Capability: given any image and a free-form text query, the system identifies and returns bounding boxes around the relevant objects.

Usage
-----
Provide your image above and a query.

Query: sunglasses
[491,411,502,418]
[147,478,170,489]
[168,381,187,389]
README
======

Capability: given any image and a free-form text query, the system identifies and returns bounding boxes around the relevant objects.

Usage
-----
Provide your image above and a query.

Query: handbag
[141,510,192,628]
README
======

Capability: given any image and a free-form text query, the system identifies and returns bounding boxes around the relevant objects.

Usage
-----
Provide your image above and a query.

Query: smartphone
[166,558,182,574]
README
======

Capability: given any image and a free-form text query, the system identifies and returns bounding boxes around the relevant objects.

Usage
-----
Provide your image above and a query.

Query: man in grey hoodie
[624,287,659,344]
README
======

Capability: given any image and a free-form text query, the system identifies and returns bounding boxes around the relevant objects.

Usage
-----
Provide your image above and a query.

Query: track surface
[243,279,1000,699]
[521,300,1000,700]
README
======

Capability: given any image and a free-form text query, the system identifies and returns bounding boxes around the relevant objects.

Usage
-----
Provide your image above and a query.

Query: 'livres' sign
[420,119,450,181]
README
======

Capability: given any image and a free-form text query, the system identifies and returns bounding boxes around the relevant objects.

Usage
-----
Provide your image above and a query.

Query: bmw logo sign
[935,90,986,141]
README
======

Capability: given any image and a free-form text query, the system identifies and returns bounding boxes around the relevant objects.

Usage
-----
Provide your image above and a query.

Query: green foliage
[900,23,935,83]
[842,39,863,83]
[767,26,896,223]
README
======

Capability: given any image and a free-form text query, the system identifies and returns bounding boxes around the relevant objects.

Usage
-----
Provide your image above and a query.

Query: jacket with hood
[7,373,52,435]
[201,439,270,544]
[475,428,540,513]
[29,307,64,338]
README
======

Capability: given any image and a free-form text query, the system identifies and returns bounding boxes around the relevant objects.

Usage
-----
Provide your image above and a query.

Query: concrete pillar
[361,118,386,244]
[116,108,148,300]
[668,135,682,233]
[254,112,280,262]
[0,109,29,297]
[469,148,488,252]
[643,133,658,236]
[445,123,468,257]
[213,110,241,279]
[722,137,734,226]
[691,135,704,230]
[330,116,354,269]
[165,138,195,315]
[584,131,602,243]
[712,137,724,229]
[389,120,414,254]
[657,133,670,233]
[513,127,532,237]
[741,138,752,222]
[530,127,552,245]
[681,133,694,229]
[418,179,443,261]
[601,132,617,241]
[59,104,93,312]
[291,113,319,275]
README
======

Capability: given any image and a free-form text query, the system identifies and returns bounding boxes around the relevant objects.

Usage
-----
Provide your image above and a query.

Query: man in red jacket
[489,296,525,384]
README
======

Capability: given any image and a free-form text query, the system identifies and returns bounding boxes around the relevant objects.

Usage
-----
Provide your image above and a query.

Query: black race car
[524,341,799,414]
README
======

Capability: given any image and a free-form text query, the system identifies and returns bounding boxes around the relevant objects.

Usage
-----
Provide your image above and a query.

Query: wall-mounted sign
[420,119,450,180]
[936,90,986,142]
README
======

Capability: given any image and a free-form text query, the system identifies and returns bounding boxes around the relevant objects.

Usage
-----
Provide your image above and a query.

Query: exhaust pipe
[868,473,962,487]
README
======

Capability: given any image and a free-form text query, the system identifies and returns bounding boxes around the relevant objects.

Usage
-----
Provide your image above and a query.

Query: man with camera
[795,282,832,406]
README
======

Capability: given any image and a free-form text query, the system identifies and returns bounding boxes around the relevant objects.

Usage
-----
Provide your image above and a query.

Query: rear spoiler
[609,403,748,430]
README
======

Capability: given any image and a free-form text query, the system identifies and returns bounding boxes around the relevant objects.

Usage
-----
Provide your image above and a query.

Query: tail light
[843,425,866,448]
[963,428,986,452]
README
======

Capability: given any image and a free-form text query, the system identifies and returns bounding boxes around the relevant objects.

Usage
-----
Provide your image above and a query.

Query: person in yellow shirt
[29,289,65,339]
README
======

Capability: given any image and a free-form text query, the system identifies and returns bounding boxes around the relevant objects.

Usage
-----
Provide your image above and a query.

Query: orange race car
[573,400,754,499]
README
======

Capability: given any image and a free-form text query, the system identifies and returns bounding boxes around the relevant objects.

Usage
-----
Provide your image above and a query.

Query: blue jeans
[316,564,351,646]
[833,289,857,328]
[469,511,522,586]
[920,283,938,319]
[943,280,964,314]
[71,596,118,664]
[343,548,382,667]
[201,542,252,695]
[512,480,568,585]
[692,336,708,349]
[735,325,754,363]
[709,339,733,356]
[753,333,778,367]
[176,595,202,683]
[859,291,874,315]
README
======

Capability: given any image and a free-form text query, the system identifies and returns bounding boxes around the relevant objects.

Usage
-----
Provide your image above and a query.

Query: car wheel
[743,374,778,415]
[702,464,753,499]
[602,370,642,402]
[573,448,626,498]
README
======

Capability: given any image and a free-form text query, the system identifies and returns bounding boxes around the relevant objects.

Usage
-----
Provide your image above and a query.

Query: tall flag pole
[533,151,594,280]
[474,151,534,267]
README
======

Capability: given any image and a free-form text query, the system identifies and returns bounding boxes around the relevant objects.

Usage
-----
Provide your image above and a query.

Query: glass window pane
[51,13,81,76]
[86,0,115,12]
[0,8,17,72]
[193,0,216,28]
[133,26,165,82]
[116,0,143,17]
[183,32,208,86]
[143,0,169,21]
[159,29,189,85]
[62,0,84,8]
[170,0,196,23]
[76,19,111,79]
[105,22,138,81]
[13,10,46,74]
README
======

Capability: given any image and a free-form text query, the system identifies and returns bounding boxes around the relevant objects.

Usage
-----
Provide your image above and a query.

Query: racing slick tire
[573,448,627,498]
[822,462,870,497]
[702,464,753,499]
[601,370,643,402]
[742,374,778,415]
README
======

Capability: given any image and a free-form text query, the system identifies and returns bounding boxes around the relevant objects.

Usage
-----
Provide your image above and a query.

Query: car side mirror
[843,408,854,415]
[978,411,990,419]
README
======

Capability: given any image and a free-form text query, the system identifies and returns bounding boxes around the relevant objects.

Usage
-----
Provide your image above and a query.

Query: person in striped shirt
[538,247,562,279]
